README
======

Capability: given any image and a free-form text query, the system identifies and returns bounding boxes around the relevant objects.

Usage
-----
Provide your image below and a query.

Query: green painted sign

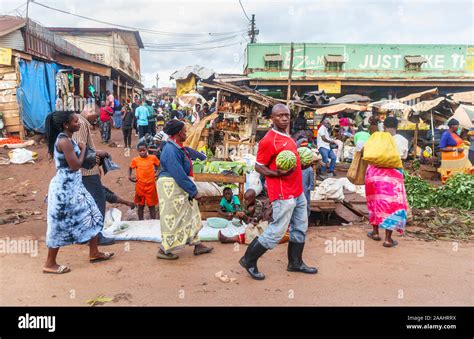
[246,43,474,79]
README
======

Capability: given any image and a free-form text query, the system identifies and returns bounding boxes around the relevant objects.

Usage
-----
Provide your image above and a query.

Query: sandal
[90,252,114,263]
[157,250,179,260]
[43,265,71,274]
[383,240,398,248]
[367,231,381,241]
[194,245,214,256]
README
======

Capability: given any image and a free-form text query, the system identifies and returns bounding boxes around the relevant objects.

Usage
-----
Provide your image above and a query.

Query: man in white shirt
[393,134,409,160]
[317,118,338,176]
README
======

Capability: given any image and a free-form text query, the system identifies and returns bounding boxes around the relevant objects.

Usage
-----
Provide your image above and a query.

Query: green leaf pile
[404,173,474,210]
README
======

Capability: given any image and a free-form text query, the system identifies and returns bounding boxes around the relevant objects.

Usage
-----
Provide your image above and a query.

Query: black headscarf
[447,118,459,127]
[163,119,185,136]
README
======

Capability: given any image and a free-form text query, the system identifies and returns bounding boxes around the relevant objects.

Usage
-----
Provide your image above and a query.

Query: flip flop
[383,240,398,248]
[367,231,381,241]
[156,251,179,260]
[89,252,114,263]
[43,265,71,274]
[194,246,214,256]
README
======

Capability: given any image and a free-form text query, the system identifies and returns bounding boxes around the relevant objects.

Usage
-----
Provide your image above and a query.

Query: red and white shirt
[256,129,303,202]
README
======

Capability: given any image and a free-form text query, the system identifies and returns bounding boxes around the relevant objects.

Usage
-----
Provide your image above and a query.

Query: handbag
[347,151,368,185]
[101,155,120,175]
[81,145,97,169]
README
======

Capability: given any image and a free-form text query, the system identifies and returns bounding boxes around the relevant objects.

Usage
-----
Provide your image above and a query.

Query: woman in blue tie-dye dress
[43,111,114,274]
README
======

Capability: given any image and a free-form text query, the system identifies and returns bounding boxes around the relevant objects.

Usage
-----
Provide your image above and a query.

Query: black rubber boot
[287,241,318,274]
[239,237,268,280]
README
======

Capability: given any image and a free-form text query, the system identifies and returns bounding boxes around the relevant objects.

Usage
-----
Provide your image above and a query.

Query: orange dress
[439,132,473,183]
[130,155,160,206]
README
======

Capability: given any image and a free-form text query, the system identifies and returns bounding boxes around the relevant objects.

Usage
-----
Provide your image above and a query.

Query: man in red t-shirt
[239,104,317,280]
[99,101,113,143]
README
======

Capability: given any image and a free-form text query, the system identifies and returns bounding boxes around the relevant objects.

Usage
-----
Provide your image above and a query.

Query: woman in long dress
[43,111,114,274]
[156,120,213,259]
[365,117,408,248]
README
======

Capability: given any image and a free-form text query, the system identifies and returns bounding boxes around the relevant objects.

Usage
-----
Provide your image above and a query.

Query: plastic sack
[104,208,122,229]
[313,177,356,201]
[8,148,38,164]
[362,132,402,168]
[245,171,263,196]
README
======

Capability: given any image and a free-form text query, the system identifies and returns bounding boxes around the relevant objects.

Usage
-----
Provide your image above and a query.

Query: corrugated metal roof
[48,27,144,49]
[405,55,428,64]
[0,16,26,37]
[264,54,283,62]
[325,55,345,63]
[0,29,25,51]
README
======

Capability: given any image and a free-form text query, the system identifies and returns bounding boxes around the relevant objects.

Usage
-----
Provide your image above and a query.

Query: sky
[2,0,473,87]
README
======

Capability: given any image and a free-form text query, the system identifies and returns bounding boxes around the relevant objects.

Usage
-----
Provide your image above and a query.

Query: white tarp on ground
[102,208,242,242]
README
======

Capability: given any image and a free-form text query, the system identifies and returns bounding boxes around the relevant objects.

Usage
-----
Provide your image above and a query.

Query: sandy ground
[0,127,473,306]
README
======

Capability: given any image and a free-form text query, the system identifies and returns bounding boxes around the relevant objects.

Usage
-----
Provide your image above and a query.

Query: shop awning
[405,55,428,64]
[398,88,438,103]
[448,105,474,129]
[447,91,474,105]
[324,55,345,63]
[315,103,367,115]
[55,54,111,77]
[264,54,283,62]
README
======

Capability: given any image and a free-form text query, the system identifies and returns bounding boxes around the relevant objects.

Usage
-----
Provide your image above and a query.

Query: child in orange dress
[128,142,160,220]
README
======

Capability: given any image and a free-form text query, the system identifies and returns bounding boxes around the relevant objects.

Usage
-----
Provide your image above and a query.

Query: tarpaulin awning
[369,100,412,111]
[448,105,474,129]
[176,74,196,97]
[316,103,367,115]
[170,65,215,81]
[323,94,371,106]
[398,88,438,103]
[17,59,60,133]
[447,91,474,105]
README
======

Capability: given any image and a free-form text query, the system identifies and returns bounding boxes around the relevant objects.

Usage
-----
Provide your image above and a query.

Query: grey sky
[2,0,473,87]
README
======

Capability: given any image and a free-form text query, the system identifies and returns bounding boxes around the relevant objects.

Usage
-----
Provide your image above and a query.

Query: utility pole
[250,14,257,43]
[156,74,159,88]
[286,42,294,105]
[25,0,31,51]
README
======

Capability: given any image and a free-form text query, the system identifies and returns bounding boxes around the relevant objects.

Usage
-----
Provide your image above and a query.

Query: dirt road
[0,127,472,306]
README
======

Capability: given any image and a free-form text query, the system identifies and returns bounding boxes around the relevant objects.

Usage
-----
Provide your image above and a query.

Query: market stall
[200,81,279,160]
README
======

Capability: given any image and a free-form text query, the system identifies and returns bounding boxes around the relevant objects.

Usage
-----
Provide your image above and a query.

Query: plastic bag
[8,148,38,164]
[362,132,402,168]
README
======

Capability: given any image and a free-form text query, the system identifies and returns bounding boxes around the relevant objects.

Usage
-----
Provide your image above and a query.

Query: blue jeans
[258,193,308,250]
[319,147,336,173]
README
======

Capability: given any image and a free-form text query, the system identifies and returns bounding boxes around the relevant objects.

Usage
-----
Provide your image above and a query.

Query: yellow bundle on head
[362,132,403,168]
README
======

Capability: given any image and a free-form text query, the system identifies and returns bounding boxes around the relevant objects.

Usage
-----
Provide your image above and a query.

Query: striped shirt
[72,113,100,177]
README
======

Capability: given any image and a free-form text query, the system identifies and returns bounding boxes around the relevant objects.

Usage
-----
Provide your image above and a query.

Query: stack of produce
[404,173,474,210]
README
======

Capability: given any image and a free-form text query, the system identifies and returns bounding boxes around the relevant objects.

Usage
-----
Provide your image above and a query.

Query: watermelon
[298,147,313,166]
[276,150,297,170]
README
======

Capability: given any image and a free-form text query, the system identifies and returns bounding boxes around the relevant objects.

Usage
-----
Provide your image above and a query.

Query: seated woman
[438,119,472,183]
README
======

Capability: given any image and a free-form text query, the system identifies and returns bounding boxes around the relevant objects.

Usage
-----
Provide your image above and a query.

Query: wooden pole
[117,75,121,102]
[414,122,419,159]
[286,42,294,105]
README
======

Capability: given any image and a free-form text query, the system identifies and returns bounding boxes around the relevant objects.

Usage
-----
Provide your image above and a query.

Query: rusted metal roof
[325,55,345,63]
[48,27,144,49]
[0,16,26,37]
[405,55,428,64]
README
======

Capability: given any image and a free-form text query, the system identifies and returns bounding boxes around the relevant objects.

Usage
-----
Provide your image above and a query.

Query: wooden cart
[194,173,246,220]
